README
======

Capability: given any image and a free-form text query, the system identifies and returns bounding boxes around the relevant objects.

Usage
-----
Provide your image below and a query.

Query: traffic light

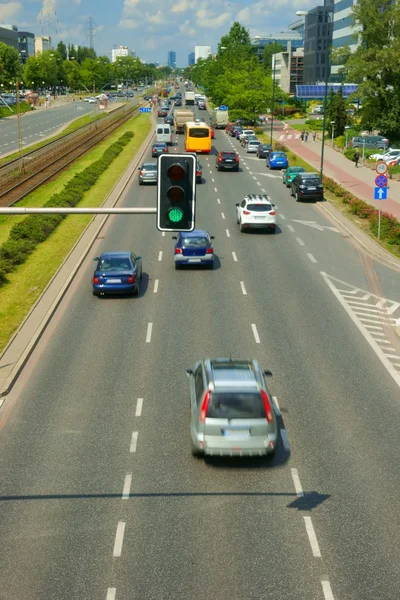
[157,153,196,232]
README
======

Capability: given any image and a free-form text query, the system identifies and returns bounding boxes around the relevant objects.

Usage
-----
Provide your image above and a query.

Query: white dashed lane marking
[321,580,335,600]
[122,474,132,500]
[251,324,260,343]
[296,237,305,247]
[307,253,317,263]
[153,279,159,293]
[221,212,225,219]
[304,516,322,558]
[158,251,163,261]
[214,187,218,192]
[226,229,230,237]
[130,431,139,452]
[232,251,238,262]
[240,281,247,295]
[146,323,153,343]
[106,588,116,600]
[135,397,143,417]
[217,198,221,204]
[287,225,295,233]
[113,522,126,557]
[290,468,304,497]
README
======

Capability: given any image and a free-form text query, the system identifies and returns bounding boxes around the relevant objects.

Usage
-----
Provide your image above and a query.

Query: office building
[0,25,19,50]
[167,50,176,69]
[252,33,303,60]
[195,45,211,63]
[331,0,359,81]
[272,41,304,95]
[111,45,135,62]
[35,35,52,54]
[188,51,195,66]
[303,2,333,84]
[18,31,35,63]
[289,17,305,38]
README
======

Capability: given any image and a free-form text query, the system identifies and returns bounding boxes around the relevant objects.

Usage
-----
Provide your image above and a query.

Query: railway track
[0,104,141,208]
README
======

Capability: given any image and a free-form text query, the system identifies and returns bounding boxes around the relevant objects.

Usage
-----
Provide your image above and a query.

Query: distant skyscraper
[195,46,211,63]
[111,45,134,62]
[188,51,195,66]
[167,50,176,69]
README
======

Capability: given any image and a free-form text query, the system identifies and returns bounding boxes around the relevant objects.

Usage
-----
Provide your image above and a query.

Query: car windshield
[303,177,321,184]
[247,203,272,212]
[154,144,166,148]
[98,258,131,271]
[260,145,272,150]
[222,152,235,157]
[290,167,304,173]
[272,153,286,158]
[248,141,261,145]
[143,164,157,171]
[181,236,209,247]
[207,392,265,419]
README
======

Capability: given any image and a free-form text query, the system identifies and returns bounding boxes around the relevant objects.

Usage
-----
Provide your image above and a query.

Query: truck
[174,109,194,134]
[212,108,229,129]
[185,91,195,106]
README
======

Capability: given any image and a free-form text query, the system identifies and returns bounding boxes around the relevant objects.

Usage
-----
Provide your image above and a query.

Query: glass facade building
[167,51,176,69]
[18,31,35,63]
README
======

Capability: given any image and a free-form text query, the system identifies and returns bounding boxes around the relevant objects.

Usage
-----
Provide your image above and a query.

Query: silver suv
[186,358,278,458]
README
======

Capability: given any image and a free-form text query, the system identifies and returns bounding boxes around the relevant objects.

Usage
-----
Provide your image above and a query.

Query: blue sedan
[267,151,289,170]
[172,229,215,269]
[92,251,142,296]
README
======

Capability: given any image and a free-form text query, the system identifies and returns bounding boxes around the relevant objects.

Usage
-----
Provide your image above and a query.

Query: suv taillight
[261,390,273,423]
[199,390,211,422]
[243,210,250,215]
[206,247,213,254]
[127,275,135,284]
[269,211,275,215]
[92,276,99,284]
[235,155,239,162]
[175,248,182,254]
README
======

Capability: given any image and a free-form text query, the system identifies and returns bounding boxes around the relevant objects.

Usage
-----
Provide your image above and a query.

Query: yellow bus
[185,122,212,154]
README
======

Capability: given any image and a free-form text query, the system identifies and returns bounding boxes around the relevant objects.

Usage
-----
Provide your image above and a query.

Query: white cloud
[196,9,232,29]
[235,7,250,22]
[171,0,195,13]
[0,1,23,21]
[178,19,196,37]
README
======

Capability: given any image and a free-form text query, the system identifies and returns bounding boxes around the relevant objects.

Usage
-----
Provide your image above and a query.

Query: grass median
[0,113,151,352]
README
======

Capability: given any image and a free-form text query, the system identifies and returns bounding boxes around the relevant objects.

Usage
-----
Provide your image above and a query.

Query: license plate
[254,216,265,220]
[225,160,233,162]
[308,187,316,190]
[188,258,201,263]
[223,429,250,439]
[107,278,121,283]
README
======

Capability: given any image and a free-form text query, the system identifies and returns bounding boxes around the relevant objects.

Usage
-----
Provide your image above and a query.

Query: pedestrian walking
[354,150,360,168]
[304,130,309,142]
[312,130,316,142]
[300,130,305,142]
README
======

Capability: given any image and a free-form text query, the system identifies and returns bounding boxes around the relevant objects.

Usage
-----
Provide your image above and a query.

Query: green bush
[305,119,324,130]
[0,130,134,288]
[334,135,346,148]
[254,128,264,135]
[388,164,400,176]
[274,142,289,152]
[369,212,400,245]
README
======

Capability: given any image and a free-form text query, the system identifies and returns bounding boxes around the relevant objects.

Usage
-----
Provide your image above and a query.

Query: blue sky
[1,0,315,65]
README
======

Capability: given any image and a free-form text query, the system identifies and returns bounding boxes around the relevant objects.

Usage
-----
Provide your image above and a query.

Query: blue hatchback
[92,251,142,296]
[172,229,215,269]
[267,151,289,170]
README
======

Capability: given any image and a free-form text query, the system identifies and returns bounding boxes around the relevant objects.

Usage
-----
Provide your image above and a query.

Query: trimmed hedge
[0,131,134,288]
[322,175,400,247]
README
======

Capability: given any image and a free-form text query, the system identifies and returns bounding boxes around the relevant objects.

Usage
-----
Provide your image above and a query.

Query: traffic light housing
[157,153,196,232]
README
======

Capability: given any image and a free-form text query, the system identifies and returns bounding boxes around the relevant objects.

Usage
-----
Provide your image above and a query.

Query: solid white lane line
[122,474,132,500]
[290,468,304,497]
[307,253,317,263]
[296,237,305,246]
[145,322,153,343]
[153,279,159,293]
[106,588,116,600]
[217,198,221,204]
[214,187,217,192]
[272,396,281,416]
[287,225,295,233]
[226,229,230,237]
[251,324,260,343]
[158,251,163,261]
[303,516,322,557]
[240,281,247,295]
[221,212,225,219]
[280,428,290,451]
[130,431,138,452]
[135,397,143,417]
[232,251,238,262]
[321,580,335,600]
[113,521,126,557]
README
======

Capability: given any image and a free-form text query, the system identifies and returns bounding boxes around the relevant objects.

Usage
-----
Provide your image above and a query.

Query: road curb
[0,112,156,403]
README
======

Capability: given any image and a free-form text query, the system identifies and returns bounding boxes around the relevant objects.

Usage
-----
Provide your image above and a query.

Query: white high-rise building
[195,45,211,63]
[35,35,52,54]
[111,45,135,62]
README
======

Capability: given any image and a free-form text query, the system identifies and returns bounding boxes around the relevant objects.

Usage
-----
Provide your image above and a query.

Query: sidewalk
[278,127,400,221]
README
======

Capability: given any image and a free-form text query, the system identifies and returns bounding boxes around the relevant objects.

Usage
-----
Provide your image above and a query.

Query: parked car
[282,166,306,187]
[236,194,277,233]
[216,151,239,171]
[151,142,169,157]
[92,252,142,297]
[267,152,289,170]
[157,109,168,117]
[349,135,389,151]
[290,172,324,201]
[239,129,255,142]
[138,162,158,185]
[242,135,258,148]
[257,144,273,159]
[233,127,243,139]
[164,116,174,126]
[175,99,182,106]
[369,149,400,162]
[246,140,261,153]
[186,357,278,458]
[173,230,215,269]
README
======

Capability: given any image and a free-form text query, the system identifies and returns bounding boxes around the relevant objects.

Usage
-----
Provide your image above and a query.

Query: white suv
[239,129,255,142]
[236,194,277,233]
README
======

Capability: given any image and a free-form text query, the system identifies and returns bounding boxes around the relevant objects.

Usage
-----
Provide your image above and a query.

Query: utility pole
[85,16,96,50]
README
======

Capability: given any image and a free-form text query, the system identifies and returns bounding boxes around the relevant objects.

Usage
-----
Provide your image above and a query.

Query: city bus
[185,122,212,154]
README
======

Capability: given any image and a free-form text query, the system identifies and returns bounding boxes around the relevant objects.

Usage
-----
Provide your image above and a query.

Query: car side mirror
[185,368,193,376]
[136,256,142,260]
[172,236,177,240]
[263,369,273,377]
[210,235,215,239]
[235,203,239,207]
[94,257,99,261]
[282,169,286,173]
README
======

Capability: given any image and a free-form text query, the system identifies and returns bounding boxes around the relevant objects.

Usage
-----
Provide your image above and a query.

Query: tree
[326,86,348,137]
[0,42,23,84]
[57,41,67,61]
[218,21,251,52]
[68,44,76,60]
[339,0,400,138]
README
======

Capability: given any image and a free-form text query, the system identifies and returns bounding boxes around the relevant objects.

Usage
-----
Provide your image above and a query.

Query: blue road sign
[281,101,285,105]
[219,105,228,111]
[375,174,388,188]
[140,107,151,113]
[374,187,387,200]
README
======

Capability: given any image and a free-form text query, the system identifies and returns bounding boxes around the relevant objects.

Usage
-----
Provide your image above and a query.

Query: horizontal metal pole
[0,207,157,215]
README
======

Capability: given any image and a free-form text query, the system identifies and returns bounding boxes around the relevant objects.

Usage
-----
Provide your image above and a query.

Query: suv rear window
[247,204,272,211]
[221,152,236,157]
[207,392,265,419]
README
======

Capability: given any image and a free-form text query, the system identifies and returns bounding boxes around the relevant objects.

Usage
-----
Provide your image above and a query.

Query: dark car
[173,229,215,269]
[216,151,239,171]
[164,116,174,126]
[233,127,243,139]
[257,143,273,159]
[175,99,182,106]
[157,109,168,117]
[196,159,203,183]
[92,252,142,296]
[152,142,169,157]
[290,172,324,202]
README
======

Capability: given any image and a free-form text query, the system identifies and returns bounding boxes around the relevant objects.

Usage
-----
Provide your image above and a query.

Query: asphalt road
[0,93,399,600]
[0,98,136,157]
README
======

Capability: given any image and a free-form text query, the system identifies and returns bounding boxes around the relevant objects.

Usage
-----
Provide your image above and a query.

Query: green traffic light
[167,207,184,223]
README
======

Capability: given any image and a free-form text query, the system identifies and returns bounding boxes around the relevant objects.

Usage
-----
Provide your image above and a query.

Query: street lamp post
[344,125,351,149]
[331,121,335,149]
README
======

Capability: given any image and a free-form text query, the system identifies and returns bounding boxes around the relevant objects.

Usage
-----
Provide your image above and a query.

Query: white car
[369,149,400,162]
[87,97,97,104]
[246,140,261,153]
[236,194,277,233]
[239,129,255,142]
